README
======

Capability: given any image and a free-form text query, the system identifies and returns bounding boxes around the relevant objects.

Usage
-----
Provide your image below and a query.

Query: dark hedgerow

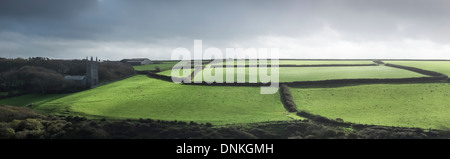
[279,84,298,112]
[297,111,351,127]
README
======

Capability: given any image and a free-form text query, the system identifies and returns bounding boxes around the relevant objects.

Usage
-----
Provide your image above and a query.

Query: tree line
[0,57,135,95]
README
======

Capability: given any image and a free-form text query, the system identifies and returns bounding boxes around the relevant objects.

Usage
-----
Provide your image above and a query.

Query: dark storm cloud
[0,0,97,18]
[0,0,449,60]
[0,0,103,39]
[1,0,322,41]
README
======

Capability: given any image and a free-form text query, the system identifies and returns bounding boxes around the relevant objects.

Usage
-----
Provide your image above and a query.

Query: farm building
[121,58,153,66]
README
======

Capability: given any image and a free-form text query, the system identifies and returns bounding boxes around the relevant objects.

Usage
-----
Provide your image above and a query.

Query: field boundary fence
[384,63,448,78]
[279,84,298,112]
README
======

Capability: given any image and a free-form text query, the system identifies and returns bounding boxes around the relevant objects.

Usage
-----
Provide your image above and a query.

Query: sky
[0,0,450,60]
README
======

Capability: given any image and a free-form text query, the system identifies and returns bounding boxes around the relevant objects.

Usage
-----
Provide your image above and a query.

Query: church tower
[86,56,99,88]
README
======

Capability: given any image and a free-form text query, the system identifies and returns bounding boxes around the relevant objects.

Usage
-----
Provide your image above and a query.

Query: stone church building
[64,57,99,88]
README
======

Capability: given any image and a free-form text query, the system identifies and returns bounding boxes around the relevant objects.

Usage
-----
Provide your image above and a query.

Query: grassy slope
[291,83,450,129]
[387,61,450,76]
[12,75,291,125]
[194,66,427,83]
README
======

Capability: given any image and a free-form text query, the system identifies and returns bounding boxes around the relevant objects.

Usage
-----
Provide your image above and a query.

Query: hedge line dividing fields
[279,84,298,112]
[384,63,448,78]
[385,60,450,77]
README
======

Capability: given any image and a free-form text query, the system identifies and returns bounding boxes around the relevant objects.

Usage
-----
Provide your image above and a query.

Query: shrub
[189,121,198,125]
[0,127,15,139]
[0,105,40,122]
[336,118,344,123]
[16,119,43,131]
[286,123,308,134]
[14,129,44,139]
[249,128,281,139]
[288,136,303,139]
[297,111,351,126]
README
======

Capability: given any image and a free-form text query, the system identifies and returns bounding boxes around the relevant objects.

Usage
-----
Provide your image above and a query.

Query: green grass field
[387,61,450,76]
[193,66,427,83]
[291,83,450,129]
[134,61,211,71]
[214,60,375,65]
[0,75,292,125]
[156,68,194,78]
[133,61,184,71]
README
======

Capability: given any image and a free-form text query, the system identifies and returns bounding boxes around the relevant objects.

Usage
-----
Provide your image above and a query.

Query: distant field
[134,60,376,71]
[0,75,292,125]
[214,60,375,65]
[387,61,450,76]
[193,66,427,83]
[156,68,194,78]
[134,61,212,71]
[291,83,450,129]
[133,61,184,71]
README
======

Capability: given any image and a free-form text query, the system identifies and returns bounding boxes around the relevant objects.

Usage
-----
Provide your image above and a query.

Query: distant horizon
[1,0,450,61]
[3,56,450,61]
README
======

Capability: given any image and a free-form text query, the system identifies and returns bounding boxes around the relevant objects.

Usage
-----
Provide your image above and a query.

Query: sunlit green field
[0,75,292,125]
[193,66,427,83]
[387,61,450,76]
[291,83,450,129]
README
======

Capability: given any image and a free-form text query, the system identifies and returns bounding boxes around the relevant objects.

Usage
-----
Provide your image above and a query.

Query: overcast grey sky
[0,0,449,60]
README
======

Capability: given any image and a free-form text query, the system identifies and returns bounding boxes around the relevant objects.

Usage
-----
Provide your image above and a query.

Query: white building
[121,58,153,66]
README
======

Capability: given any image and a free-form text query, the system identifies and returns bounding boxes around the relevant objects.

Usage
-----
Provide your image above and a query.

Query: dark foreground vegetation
[1,105,448,139]
[0,57,135,96]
